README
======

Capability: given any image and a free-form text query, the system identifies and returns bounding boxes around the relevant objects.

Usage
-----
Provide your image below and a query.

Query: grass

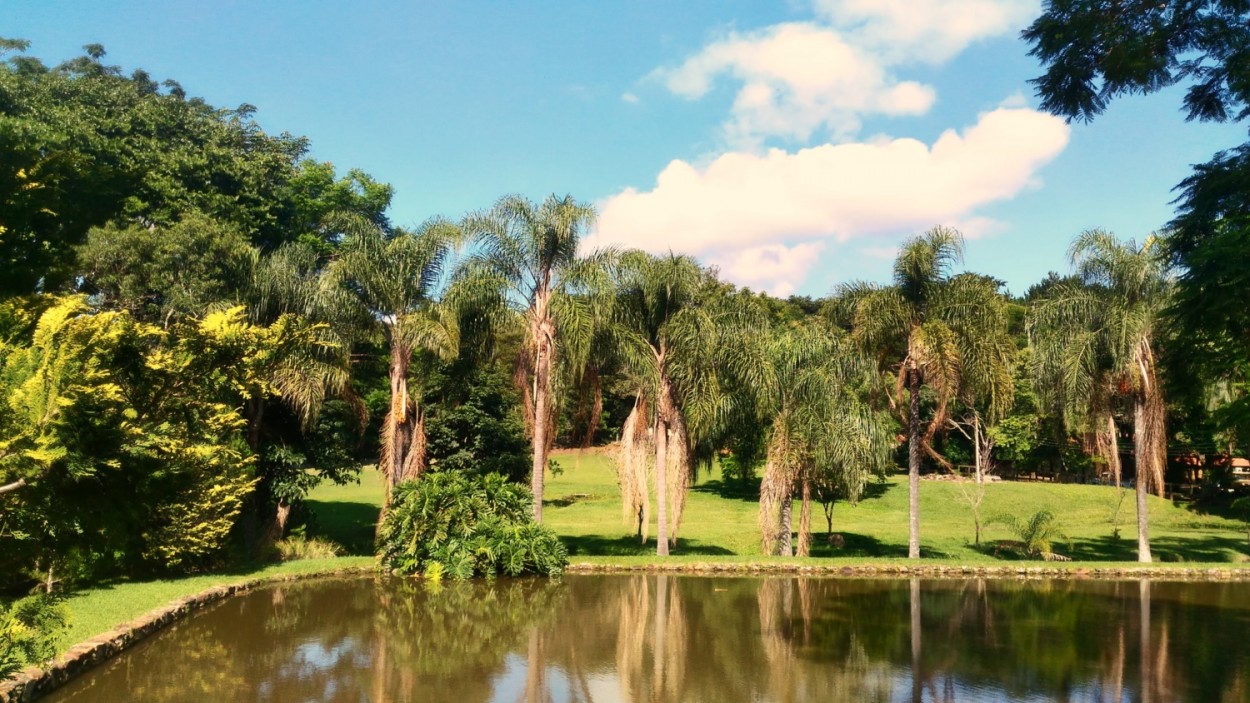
[539,449,1250,566]
[47,449,1250,654]
[56,557,373,651]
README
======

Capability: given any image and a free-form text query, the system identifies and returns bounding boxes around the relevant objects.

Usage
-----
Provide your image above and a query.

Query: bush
[0,595,68,678]
[271,535,343,562]
[377,472,567,579]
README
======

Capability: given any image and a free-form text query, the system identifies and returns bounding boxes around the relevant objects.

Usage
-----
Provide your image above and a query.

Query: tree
[459,194,606,522]
[1030,230,1173,562]
[610,252,753,556]
[842,227,1014,558]
[324,216,459,505]
[1023,2,1250,447]
[754,320,893,557]
[76,212,255,326]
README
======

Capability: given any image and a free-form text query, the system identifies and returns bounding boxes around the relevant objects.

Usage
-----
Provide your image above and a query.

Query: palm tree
[611,252,755,556]
[459,194,607,522]
[843,226,1013,558]
[1029,230,1172,562]
[323,215,460,506]
[755,320,893,556]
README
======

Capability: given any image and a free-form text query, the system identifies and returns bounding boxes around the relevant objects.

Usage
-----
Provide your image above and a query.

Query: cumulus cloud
[654,0,1039,145]
[656,23,935,143]
[811,0,1039,63]
[587,107,1069,293]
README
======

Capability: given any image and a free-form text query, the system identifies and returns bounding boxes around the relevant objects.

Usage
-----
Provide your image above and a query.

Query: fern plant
[988,509,1071,559]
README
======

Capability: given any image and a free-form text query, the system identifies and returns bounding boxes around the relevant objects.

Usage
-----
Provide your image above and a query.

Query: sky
[6,0,1246,297]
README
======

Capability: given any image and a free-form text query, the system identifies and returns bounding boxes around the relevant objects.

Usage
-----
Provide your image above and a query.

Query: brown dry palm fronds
[617,396,653,543]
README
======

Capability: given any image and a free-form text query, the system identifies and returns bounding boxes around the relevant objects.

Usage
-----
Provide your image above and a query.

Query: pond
[43,574,1250,702]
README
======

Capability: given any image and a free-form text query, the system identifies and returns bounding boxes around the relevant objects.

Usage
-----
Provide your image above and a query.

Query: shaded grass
[304,469,385,555]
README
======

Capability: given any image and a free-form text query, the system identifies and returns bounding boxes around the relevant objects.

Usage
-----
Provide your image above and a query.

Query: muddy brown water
[41,574,1250,702]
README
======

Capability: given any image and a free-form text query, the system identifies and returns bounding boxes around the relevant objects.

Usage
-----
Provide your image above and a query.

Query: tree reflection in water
[44,574,1250,703]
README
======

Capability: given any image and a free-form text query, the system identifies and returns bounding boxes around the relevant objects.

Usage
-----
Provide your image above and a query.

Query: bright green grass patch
[305,468,386,555]
[541,450,1250,565]
[57,557,373,651]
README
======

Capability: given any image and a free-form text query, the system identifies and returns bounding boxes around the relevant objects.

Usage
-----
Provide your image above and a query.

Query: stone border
[0,565,377,703]
[565,561,1250,580]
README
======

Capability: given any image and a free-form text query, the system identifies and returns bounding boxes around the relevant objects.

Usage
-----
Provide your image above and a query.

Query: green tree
[76,212,255,326]
[323,216,460,506]
[842,227,1014,558]
[1023,1,1250,447]
[1029,230,1173,562]
[459,194,606,522]
[754,320,893,556]
[610,252,754,556]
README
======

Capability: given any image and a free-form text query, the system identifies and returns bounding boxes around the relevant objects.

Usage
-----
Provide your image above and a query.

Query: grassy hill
[308,449,1250,565]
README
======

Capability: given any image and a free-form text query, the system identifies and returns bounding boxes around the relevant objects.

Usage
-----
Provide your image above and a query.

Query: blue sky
[7,1,1244,297]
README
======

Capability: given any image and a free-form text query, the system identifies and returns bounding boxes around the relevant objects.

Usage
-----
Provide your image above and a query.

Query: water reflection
[44,575,1250,703]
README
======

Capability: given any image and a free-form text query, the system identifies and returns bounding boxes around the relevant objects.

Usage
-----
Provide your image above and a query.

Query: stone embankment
[0,565,374,703]
[565,561,1250,580]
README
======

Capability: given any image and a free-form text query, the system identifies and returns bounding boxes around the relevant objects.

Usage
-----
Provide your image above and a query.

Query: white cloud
[656,23,935,144]
[588,107,1069,293]
[811,0,1039,63]
[621,91,640,104]
[652,0,1039,145]
[708,242,825,296]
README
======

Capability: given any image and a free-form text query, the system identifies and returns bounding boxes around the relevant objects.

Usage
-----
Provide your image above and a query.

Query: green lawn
[50,451,1250,654]
[538,450,1250,565]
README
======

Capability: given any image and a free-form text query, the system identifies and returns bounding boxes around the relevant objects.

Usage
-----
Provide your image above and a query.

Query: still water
[44,575,1250,702]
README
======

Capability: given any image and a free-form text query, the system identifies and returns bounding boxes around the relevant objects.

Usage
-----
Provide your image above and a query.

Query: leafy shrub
[0,595,68,678]
[377,472,567,579]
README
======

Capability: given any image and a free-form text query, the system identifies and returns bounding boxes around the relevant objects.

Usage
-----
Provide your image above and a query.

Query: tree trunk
[797,476,812,557]
[655,415,670,556]
[973,415,983,484]
[531,318,553,523]
[778,489,793,557]
[908,368,923,559]
[382,340,427,512]
[1134,396,1154,563]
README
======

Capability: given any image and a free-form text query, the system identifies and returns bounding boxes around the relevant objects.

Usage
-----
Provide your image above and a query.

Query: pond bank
[0,562,374,703]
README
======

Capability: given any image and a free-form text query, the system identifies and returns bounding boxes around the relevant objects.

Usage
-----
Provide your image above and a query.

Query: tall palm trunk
[381,339,425,508]
[908,368,923,559]
[655,369,674,557]
[778,489,793,556]
[1133,346,1165,563]
[796,476,813,557]
[532,332,550,523]
[655,415,670,557]
[530,292,555,523]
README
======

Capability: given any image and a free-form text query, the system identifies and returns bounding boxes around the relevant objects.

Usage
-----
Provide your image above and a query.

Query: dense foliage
[0,595,66,677]
[377,472,568,579]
